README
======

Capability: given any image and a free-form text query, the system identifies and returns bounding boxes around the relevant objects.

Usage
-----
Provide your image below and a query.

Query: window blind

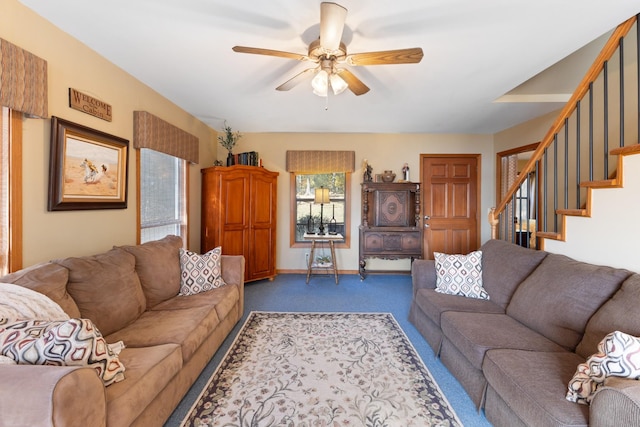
[133,111,199,164]
[0,38,48,118]
[286,150,355,174]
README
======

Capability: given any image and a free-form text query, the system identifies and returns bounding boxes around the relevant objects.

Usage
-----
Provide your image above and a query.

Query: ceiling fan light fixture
[311,69,329,97]
[330,73,348,95]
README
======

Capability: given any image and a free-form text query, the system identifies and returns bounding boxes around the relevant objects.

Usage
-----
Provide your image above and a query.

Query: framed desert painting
[48,116,129,211]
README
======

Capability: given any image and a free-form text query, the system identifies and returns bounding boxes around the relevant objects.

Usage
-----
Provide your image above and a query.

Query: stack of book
[233,151,260,166]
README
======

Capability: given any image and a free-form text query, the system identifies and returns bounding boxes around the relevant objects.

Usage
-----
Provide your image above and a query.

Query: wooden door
[421,155,480,259]
[219,171,250,260]
[248,171,277,281]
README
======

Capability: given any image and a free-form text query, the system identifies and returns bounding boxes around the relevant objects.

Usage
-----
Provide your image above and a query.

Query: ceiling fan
[232,2,424,96]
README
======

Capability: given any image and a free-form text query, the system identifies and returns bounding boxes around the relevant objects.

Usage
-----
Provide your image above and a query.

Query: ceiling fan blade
[232,46,310,61]
[319,2,347,53]
[276,68,317,91]
[346,48,424,66]
[336,69,370,96]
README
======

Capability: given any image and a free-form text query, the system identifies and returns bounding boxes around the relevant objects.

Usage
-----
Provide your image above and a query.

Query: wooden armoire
[201,165,278,282]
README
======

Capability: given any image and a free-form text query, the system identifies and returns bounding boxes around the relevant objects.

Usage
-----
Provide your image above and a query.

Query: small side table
[304,233,343,284]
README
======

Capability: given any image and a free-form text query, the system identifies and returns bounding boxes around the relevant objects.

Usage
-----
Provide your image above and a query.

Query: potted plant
[218,122,242,166]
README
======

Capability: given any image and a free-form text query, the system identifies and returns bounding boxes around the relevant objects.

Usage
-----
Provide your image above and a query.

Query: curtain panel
[286,150,355,174]
[0,38,48,118]
[133,111,199,164]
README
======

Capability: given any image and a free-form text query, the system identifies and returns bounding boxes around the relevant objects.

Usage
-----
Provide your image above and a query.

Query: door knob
[424,215,430,220]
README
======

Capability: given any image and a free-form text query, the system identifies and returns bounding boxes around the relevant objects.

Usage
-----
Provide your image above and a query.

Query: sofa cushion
[152,284,240,322]
[479,239,547,309]
[506,253,631,351]
[576,274,640,359]
[440,312,565,369]
[567,331,640,405]
[483,349,588,427]
[118,235,183,308]
[0,262,80,318]
[105,344,182,427]
[414,288,503,328]
[0,318,125,386]
[179,247,226,295]
[434,250,488,299]
[105,305,220,363]
[55,248,146,336]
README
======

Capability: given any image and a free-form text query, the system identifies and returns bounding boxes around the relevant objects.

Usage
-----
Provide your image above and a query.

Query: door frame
[419,153,482,258]
[495,142,539,206]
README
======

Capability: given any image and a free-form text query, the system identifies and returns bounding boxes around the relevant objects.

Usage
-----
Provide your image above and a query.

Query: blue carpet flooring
[165,273,492,426]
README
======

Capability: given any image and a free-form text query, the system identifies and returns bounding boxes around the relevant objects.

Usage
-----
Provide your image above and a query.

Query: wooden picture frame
[48,116,129,211]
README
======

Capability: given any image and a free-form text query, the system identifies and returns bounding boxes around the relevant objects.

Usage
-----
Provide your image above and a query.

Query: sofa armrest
[590,377,640,427]
[411,259,437,296]
[0,365,106,426]
[221,255,245,316]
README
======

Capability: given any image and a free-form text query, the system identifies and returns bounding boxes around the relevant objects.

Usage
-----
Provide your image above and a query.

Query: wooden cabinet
[201,165,278,282]
[359,181,422,279]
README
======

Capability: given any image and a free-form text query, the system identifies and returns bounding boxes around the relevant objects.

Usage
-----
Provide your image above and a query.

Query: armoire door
[219,172,249,259]
[248,172,277,281]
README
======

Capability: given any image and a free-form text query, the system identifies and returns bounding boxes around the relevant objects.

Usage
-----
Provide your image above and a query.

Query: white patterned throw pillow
[434,250,489,300]
[179,247,226,296]
[0,318,125,386]
[567,330,640,405]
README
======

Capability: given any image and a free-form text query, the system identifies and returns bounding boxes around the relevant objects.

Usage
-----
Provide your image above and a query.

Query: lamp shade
[330,73,348,95]
[311,69,329,97]
[314,187,330,204]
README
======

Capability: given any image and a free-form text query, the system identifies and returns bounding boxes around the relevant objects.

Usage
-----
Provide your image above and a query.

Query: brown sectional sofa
[0,235,245,427]
[409,239,640,426]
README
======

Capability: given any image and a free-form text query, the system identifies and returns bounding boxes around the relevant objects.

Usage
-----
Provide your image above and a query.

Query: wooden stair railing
[490,14,639,247]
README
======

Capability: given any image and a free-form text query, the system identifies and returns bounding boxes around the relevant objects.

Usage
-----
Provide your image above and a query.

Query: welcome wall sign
[68,88,112,122]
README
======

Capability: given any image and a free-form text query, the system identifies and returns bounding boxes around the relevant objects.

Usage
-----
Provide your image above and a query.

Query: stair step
[611,144,640,156]
[536,231,562,240]
[557,209,588,217]
[580,179,619,188]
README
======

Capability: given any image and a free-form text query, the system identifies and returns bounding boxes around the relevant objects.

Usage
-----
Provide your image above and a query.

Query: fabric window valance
[0,38,48,118]
[133,111,199,164]
[286,150,355,174]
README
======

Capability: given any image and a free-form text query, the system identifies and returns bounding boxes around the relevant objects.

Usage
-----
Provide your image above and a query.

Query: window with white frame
[139,148,187,244]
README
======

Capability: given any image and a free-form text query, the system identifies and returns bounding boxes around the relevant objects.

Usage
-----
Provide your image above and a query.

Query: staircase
[490,14,640,261]
[543,149,640,270]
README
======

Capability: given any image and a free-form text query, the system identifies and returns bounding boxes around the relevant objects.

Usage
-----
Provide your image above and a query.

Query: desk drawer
[361,230,421,254]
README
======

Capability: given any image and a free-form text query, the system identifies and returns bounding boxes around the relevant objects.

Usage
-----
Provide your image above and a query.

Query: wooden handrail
[493,16,637,221]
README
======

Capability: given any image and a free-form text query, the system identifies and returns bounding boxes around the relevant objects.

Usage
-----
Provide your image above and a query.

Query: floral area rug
[182,312,462,427]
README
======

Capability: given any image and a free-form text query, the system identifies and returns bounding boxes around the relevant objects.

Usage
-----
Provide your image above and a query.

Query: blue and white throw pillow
[179,247,226,296]
[434,250,489,300]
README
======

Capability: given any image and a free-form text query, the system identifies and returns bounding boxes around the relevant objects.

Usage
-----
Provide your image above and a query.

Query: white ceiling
[19,0,640,134]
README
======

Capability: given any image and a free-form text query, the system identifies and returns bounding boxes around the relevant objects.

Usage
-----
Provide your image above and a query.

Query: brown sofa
[0,235,245,427]
[409,239,640,427]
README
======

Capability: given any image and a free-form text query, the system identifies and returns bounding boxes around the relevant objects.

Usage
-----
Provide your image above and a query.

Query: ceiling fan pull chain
[325,95,329,111]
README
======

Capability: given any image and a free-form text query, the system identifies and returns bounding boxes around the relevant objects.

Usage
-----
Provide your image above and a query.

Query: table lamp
[314,186,330,235]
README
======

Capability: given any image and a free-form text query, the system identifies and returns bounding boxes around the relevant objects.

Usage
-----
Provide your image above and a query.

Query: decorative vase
[226,152,235,166]
[381,170,396,182]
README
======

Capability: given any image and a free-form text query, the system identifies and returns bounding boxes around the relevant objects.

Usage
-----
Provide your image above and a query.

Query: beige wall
[230,133,495,272]
[2,0,217,266]
[493,109,559,153]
